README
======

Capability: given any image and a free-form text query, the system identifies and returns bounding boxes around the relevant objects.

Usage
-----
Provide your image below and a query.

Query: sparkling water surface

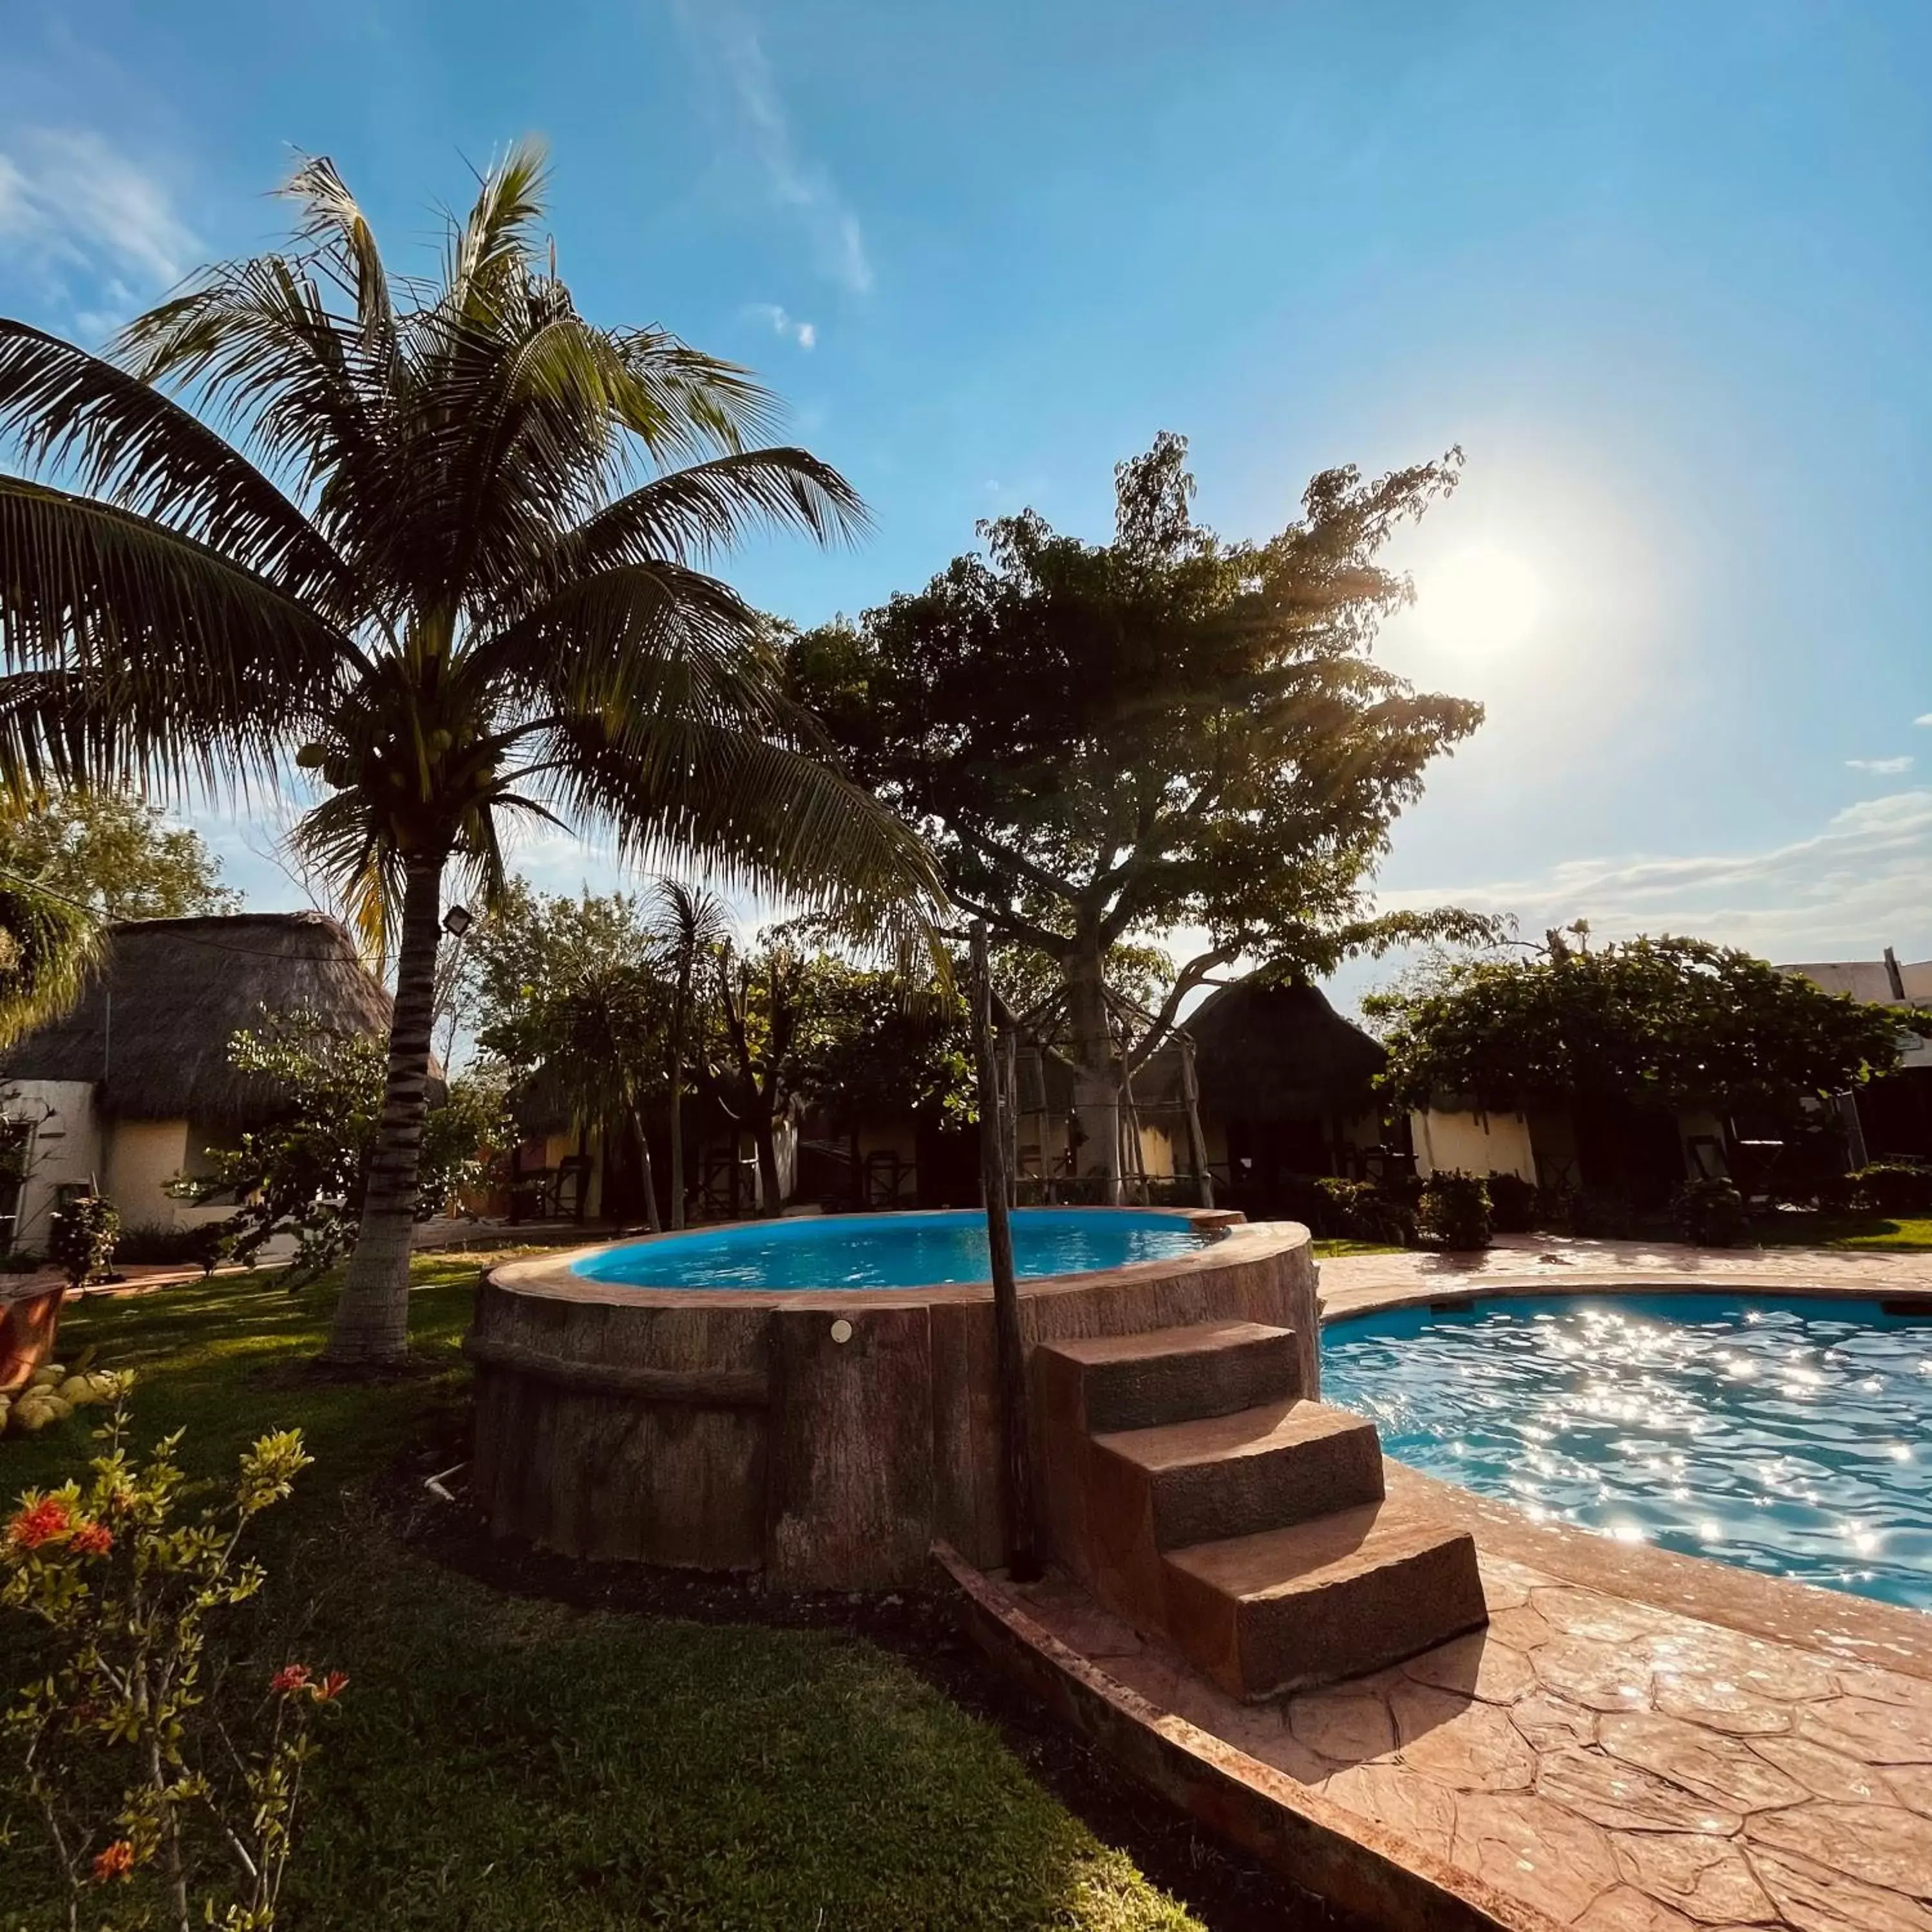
[573,1208,1210,1292]
[1321,1293,1932,1611]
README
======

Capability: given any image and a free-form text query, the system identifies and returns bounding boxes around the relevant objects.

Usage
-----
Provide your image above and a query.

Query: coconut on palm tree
[0,141,940,1363]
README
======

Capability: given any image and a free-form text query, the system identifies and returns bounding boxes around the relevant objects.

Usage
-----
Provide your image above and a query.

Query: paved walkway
[972,1238,1932,1931]
[1319,1233,1932,1321]
[1007,1510,1932,1931]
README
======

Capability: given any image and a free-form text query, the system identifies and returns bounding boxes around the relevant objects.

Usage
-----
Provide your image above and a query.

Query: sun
[1414,547,1544,654]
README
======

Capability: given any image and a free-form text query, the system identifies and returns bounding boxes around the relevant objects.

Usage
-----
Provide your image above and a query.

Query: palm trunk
[326,851,444,1365]
[1065,940,1124,1204]
[667,978,688,1229]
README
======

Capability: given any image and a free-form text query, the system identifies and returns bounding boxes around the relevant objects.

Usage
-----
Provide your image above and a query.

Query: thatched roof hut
[0,913,392,1127]
[1187,978,1385,1122]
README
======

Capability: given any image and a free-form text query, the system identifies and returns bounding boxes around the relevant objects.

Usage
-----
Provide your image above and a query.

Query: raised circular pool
[571,1208,1213,1291]
[1321,1292,1932,1609]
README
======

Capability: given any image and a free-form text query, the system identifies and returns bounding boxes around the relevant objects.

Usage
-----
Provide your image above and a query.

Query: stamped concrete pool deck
[952,1237,1932,1932]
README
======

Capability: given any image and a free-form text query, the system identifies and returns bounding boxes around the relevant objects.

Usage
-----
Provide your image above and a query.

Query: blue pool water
[572,1208,1211,1292]
[1321,1294,1932,1611]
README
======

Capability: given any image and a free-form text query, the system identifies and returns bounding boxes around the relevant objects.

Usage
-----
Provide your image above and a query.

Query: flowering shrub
[1,1385,346,1930]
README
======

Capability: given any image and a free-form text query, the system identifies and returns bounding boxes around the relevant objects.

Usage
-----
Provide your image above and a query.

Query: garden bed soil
[381,1423,1365,1932]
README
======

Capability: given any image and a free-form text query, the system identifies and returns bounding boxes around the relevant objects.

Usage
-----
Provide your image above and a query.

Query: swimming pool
[1321,1293,1932,1611]
[571,1208,1214,1291]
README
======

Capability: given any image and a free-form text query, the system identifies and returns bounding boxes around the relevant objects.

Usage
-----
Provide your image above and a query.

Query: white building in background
[0,913,393,1256]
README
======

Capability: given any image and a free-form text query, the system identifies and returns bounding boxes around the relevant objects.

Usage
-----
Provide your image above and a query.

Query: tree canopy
[788,431,1489,1189]
[0,788,237,922]
[1365,933,1920,1120]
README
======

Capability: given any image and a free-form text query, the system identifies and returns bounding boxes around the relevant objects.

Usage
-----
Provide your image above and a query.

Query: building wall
[1412,1106,1537,1183]
[104,1118,192,1231]
[2,1079,104,1253]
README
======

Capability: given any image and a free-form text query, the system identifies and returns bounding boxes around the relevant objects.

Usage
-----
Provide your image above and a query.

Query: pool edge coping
[483,1208,1280,1311]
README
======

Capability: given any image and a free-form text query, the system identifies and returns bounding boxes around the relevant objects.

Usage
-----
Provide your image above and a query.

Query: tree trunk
[1065,941,1124,1203]
[325,851,444,1365]
[630,1102,662,1233]
[753,1111,782,1215]
[667,981,688,1229]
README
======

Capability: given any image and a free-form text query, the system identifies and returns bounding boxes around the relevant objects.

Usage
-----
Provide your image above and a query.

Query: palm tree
[653,879,730,1227]
[0,142,940,1363]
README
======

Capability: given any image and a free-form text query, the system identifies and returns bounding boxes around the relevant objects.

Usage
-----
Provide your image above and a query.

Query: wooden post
[1179,1034,1215,1209]
[972,919,1039,1581]
[999,1024,1019,1209]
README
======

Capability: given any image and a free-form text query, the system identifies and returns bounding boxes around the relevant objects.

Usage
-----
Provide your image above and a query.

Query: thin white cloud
[1848,755,1913,775]
[0,128,199,305]
[745,301,817,349]
[676,2,873,295]
[1379,790,1932,963]
[1915,713,1932,728]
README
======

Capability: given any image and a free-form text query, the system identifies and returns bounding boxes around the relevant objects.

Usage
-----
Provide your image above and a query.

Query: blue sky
[3,0,1931,989]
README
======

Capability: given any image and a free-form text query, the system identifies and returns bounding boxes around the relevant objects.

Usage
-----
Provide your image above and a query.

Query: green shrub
[1416,1170,1491,1250]
[45,1196,120,1289]
[1672,1177,1750,1247]
[1311,1177,1413,1245]
[1849,1161,1932,1217]
[112,1221,235,1269]
[1484,1171,1539,1233]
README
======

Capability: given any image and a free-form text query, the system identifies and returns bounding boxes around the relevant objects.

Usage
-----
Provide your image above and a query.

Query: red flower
[315,1670,350,1702]
[91,1841,135,1883]
[270,1663,311,1695]
[70,1522,113,1558]
[8,1496,70,1549]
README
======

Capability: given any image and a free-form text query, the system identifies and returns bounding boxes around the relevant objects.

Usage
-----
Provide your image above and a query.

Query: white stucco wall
[3,1079,105,1253]
[104,1118,192,1233]
[1411,1107,1538,1183]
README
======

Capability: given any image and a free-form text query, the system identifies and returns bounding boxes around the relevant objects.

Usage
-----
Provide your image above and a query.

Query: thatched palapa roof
[1188,978,1385,1122]
[1,913,392,1126]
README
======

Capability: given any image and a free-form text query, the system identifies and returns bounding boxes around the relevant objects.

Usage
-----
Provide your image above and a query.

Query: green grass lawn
[1,1261,1199,1931]
[1308,1238,1404,1258]
[1752,1213,1932,1251]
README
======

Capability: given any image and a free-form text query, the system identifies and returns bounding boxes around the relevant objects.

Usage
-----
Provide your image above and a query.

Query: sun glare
[1415,546,1544,654]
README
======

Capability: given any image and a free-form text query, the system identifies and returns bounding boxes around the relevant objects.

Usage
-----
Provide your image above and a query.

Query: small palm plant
[0,142,940,1363]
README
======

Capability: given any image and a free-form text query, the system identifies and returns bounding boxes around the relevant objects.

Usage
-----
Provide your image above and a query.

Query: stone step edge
[933,1541,1558,1932]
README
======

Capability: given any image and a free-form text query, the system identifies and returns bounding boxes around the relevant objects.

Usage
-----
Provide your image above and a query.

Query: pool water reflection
[1321,1293,1932,1610]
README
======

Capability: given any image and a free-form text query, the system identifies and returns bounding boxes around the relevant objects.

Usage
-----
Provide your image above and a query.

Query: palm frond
[526,712,946,954]
[0,478,354,790]
[0,881,99,1050]
[280,153,397,370]
[0,321,362,620]
[564,450,868,571]
[446,138,550,320]
[464,560,779,721]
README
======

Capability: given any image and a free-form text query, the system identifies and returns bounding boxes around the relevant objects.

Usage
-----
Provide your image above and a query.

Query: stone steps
[1034,1318,1486,1698]
[1162,1497,1489,1699]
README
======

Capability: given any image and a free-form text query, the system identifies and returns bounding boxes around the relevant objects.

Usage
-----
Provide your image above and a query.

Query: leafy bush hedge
[1484,1171,1539,1233]
[1848,1161,1932,1217]
[1672,1177,1750,1247]
[46,1196,120,1288]
[1415,1170,1492,1250]
[1311,1177,1413,1245]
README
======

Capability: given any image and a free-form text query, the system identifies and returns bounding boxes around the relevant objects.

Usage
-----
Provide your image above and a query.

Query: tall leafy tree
[0,143,939,1361]
[1367,933,1920,1121]
[0,787,238,920]
[790,432,1488,1194]
[473,882,672,1228]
